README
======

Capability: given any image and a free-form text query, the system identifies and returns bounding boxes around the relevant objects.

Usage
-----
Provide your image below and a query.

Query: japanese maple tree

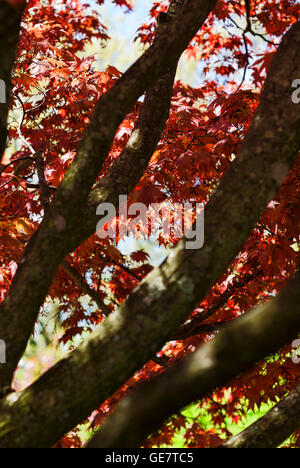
[0,0,299,448]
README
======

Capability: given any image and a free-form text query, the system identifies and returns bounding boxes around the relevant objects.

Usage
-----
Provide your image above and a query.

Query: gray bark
[0,22,298,447]
[87,273,300,448]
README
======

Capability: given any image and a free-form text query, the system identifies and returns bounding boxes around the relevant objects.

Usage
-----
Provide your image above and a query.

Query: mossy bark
[0,0,217,394]
[87,273,300,448]
[0,6,299,449]
[0,271,299,448]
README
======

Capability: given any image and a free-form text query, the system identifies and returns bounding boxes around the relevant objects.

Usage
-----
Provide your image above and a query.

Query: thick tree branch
[0,0,217,393]
[0,2,24,157]
[220,384,300,448]
[88,70,177,208]
[1,269,299,448]
[57,2,184,266]
[86,272,300,448]
[34,151,104,310]
[86,0,181,228]
[0,22,298,447]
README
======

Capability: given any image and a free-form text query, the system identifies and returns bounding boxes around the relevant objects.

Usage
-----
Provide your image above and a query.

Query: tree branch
[83,0,183,230]
[34,152,104,310]
[220,384,300,448]
[0,0,218,393]
[0,22,299,446]
[35,150,51,212]
[61,259,109,316]
[173,270,262,340]
[86,271,300,448]
[56,0,184,243]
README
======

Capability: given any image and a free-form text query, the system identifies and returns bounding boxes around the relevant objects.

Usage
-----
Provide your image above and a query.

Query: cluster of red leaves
[53,431,82,449]
[1,0,299,448]
[136,0,299,88]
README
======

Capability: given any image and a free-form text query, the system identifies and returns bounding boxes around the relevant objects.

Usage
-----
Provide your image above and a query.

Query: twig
[233,0,278,91]
[0,178,14,190]
[61,259,110,316]
[34,150,51,212]
[0,156,34,176]
[24,181,56,191]
[173,269,263,340]
[237,31,250,91]
[112,259,142,282]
